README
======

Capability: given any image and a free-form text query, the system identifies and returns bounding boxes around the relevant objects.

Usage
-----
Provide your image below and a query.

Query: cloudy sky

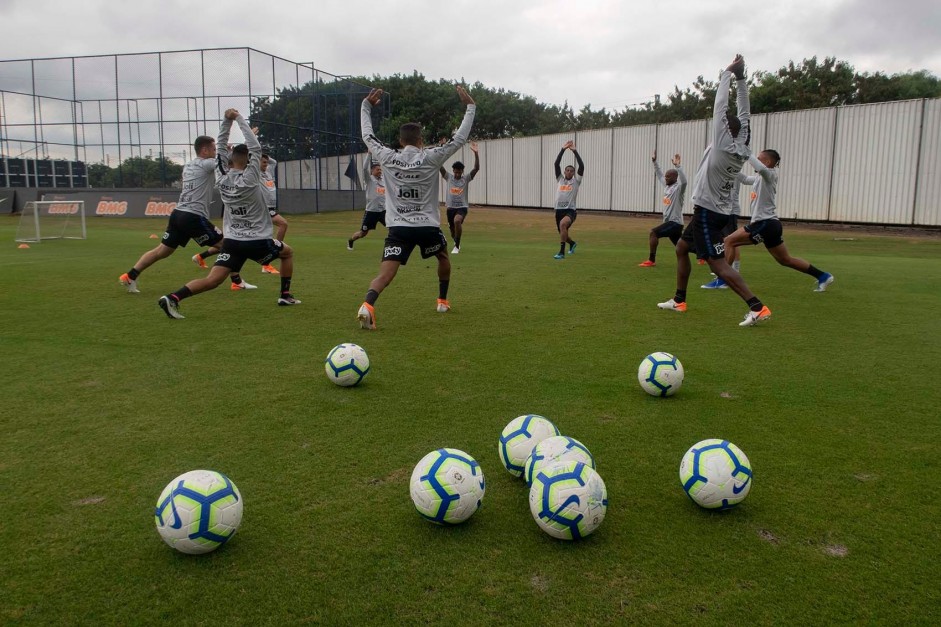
[2,0,940,110]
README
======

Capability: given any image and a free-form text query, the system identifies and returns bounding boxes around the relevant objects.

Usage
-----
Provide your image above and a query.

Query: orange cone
[17,243,30,249]
[149,234,159,239]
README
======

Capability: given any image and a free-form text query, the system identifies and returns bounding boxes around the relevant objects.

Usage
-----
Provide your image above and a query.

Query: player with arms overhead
[347,154,386,250]
[639,151,686,267]
[439,141,480,254]
[119,135,223,293]
[157,108,299,319]
[553,140,584,259]
[657,54,772,327]
[356,85,476,330]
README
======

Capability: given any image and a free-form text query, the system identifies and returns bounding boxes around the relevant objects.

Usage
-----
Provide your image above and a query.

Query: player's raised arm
[555,142,571,179]
[439,165,449,180]
[731,56,751,151]
[572,146,585,177]
[469,142,480,180]
[747,155,774,183]
[652,150,666,186]
[216,109,237,176]
[673,154,687,185]
[712,57,737,142]
[361,88,394,163]
[235,113,262,185]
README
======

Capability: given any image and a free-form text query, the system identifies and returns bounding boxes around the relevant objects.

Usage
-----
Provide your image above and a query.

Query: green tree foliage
[88,155,183,188]
[246,59,940,159]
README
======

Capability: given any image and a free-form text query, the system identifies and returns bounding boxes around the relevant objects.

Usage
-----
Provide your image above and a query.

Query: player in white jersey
[158,109,299,319]
[639,151,686,267]
[553,140,585,259]
[701,176,743,287]
[355,85,476,330]
[260,151,287,274]
[712,150,834,292]
[657,55,772,327]
[439,141,479,254]
[118,135,223,293]
[347,154,386,249]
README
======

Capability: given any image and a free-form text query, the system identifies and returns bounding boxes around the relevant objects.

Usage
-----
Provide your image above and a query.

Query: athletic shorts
[652,221,683,245]
[213,238,284,273]
[745,219,784,249]
[720,214,739,238]
[161,210,223,249]
[681,206,730,259]
[382,226,448,265]
[555,209,577,231]
[446,207,468,230]
[268,207,280,217]
[361,211,386,232]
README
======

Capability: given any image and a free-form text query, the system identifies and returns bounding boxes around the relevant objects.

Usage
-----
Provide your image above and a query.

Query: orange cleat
[638,260,656,267]
[357,302,376,330]
[436,298,451,313]
[192,254,208,269]
[261,264,280,274]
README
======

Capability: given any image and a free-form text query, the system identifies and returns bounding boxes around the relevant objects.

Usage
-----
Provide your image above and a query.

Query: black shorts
[382,227,448,265]
[681,207,730,259]
[446,207,468,230]
[161,210,223,249]
[213,238,284,273]
[720,214,739,238]
[745,219,784,248]
[555,209,577,231]
[361,211,386,232]
[268,207,280,217]
[652,221,683,245]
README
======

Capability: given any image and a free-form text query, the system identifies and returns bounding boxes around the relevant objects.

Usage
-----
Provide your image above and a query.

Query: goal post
[15,200,87,243]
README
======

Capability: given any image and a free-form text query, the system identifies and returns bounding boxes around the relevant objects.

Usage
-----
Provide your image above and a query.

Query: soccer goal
[14,200,86,243]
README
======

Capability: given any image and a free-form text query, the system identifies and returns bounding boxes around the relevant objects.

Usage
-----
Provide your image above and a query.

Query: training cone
[18,243,30,249]
[149,234,159,239]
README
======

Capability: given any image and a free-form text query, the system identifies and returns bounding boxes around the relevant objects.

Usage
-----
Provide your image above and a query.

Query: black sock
[454,237,461,248]
[128,268,140,280]
[649,251,657,262]
[559,243,566,255]
[365,289,379,306]
[746,297,763,312]
[674,289,686,304]
[804,264,825,279]
[569,239,576,250]
[231,273,242,285]
[199,250,214,260]
[280,276,292,295]
[171,286,192,302]
[439,280,449,300]
[348,238,354,248]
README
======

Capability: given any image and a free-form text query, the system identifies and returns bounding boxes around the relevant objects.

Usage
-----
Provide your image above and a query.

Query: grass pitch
[1,208,940,624]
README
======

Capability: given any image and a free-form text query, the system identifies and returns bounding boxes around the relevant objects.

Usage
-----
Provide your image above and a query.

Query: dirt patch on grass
[73,496,106,506]
[853,473,877,482]
[530,574,549,593]
[367,468,409,486]
[720,392,735,399]
[757,528,781,544]
[824,544,849,557]
[599,413,616,424]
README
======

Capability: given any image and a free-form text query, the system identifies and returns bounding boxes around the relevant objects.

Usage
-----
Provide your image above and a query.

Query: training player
[119,135,224,293]
[657,54,772,327]
[553,140,585,259]
[260,150,287,274]
[639,151,686,267]
[355,85,476,330]
[439,141,479,254]
[710,150,835,291]
[347,154,386,250]
[158,108,299,319]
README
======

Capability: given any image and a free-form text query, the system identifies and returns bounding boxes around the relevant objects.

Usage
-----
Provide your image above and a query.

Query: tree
[88,156,183,188]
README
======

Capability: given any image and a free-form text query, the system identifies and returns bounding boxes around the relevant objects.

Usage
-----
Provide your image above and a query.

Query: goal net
[15,200,86,242]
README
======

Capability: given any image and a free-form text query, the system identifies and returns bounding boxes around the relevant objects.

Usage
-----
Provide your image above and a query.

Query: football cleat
[277,294,302,306]
[553,253,565,260]
[657,299,687,312]
[739,306,772,327]
[192,254,208,269]
[119,273,140,294]
[701,277,728,289]
[451,246,460,254]
[158,295,184,320]
[814,273,834,292]
[638,260,656,267]
[436,298,451,313]
[357,302,376,330]
[261,265,280,274]
[231,280,258,290]
[568,242,577,254]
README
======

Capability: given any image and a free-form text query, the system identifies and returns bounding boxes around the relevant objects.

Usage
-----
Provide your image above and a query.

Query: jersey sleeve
[712,70,733,151]
[361,100,396,164]
[237,116,262,186]
[747,155,773,183]
[216,118,233,181]
[653,161,665,186]
[676,165,687,186]
[427,105,476,167]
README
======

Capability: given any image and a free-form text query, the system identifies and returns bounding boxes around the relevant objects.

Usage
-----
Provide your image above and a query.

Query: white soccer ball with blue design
[524,435,595,486]
[679,439,752,509]
[638,352,684,397]
[529,460,608,540]
[498,414,560,477]
[410,449,485,525]
[325,343,370,387]
[154,470,243,554]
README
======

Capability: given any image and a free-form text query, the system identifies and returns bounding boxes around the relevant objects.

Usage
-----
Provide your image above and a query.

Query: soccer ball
[638,352,684,397]
[498,414,560,477]
[524,435,595,486]
[325,343,370,387]
[679,439,752,509]
[154,470,243,554]
[529,460,608,540]
[410,449,485,525]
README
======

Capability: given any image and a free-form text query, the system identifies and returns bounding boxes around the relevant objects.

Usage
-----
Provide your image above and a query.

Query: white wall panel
[542,133,573,209]
[572,128,612,210]
[485,138,513,206]
[914,99,941,226]
[612,125,658,213]
[512,136,542,207]
[763,108,835,221]
[654,120,706,215]
[830,100,921,224]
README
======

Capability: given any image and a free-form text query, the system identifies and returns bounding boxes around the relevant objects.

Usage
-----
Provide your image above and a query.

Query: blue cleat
[553,253,565,260]
[568,242,577,255]
[701,277,728,289]
[814,273,834,292]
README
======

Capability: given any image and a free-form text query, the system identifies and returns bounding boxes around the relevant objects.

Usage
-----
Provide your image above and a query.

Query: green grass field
[2,208,940,625]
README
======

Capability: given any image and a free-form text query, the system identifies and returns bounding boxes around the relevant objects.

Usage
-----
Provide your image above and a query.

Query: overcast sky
[2,0,940,110]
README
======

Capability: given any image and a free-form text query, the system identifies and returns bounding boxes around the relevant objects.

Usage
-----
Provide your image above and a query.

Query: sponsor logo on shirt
[751,192,758,200]
[558,184,573,192]
[377,186,385,195]
[450,187,463,195]
[663,197,672,206]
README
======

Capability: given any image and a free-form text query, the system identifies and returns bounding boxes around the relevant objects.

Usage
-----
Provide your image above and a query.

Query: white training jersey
[174,157,217,219]
[554,175,583,211]
[215,116,273,241]
[730,178,742,217]
[361,99,475,228]
[739,155,779,223]
[261,157,277,209]
[445,172,474,209]
[653,161,687,225]
[362,155,385,213]
[691,70,752,215]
